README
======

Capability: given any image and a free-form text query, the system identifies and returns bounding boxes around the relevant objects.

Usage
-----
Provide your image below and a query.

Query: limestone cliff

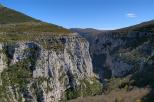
[71,25,154,79]
[0,6,102,102]
[71,25,154,101]
[0,34,102,102]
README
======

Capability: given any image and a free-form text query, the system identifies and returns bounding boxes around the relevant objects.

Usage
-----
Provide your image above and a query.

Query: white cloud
[126,13,137,18]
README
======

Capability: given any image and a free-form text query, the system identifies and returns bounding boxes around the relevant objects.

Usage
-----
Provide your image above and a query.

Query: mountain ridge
[71,19,154,33]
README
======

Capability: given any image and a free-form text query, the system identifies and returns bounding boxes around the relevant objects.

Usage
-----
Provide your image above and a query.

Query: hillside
[0,6,38,24]
[70,28,103,35]
[115,20,154,32]
[0,5,71,41]
[0,5,102,102]
[71,20,154,102]
[0,3,154,102]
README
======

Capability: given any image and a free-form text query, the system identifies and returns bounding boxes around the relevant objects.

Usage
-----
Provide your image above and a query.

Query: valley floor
[68,88,150,102]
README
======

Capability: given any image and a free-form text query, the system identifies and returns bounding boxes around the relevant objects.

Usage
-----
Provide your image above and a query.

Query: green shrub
[64,78,102,101]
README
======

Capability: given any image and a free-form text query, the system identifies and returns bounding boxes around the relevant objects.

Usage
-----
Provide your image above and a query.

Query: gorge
[0,4,154,102]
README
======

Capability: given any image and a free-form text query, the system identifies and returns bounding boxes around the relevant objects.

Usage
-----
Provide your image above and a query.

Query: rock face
[70,22,154,102]
[0,34,102,102]
[0,6,102,102]
[0,44,7,85]
[71,28,154,80]
[1,4,154,102]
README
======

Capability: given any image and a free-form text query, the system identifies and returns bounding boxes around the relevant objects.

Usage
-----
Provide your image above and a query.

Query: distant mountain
[71,28,103,34]
[70,28,106,43]
[70,28,104,36]
[71,20,154,34]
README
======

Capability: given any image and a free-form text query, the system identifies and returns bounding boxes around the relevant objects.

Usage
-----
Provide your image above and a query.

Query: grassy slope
[0,6,38,24]
[0,6,71,42]
[115,20,154,32]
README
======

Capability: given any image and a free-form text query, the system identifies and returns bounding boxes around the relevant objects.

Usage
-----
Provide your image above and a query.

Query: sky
[0,0,154,30]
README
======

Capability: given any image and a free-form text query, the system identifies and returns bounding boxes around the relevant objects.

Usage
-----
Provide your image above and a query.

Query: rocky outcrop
[0,34,102,102]
[0,44,7,85]
[88,32,133,78]
[71,28,154,79]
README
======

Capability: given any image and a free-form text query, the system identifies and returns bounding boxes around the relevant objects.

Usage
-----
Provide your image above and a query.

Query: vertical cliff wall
[71,28,154,80]
[0,34,102,102]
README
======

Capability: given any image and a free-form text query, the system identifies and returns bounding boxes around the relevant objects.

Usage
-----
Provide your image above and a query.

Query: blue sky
[0,0,154,30]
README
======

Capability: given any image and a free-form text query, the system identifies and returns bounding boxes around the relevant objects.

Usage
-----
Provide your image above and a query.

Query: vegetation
[0,59,33,101]
[0,22,71,34]
[0,4,4,8]
[130,62,154,102]
[64,78,102,101]
[1,59,33,87]
[0,46,39,101]
[0,6,71,43]
[101,57,154,102]
[0,7,38,24]
[115,20,154,32]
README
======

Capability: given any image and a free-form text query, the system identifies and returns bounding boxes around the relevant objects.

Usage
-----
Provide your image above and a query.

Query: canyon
[0,4,154,102]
